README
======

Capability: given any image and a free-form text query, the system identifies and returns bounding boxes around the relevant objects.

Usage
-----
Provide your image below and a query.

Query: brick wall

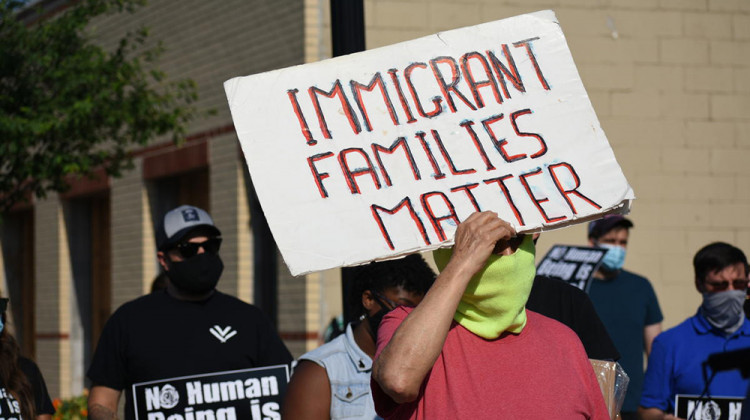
[111,159,152,305]
[34,200,68,398]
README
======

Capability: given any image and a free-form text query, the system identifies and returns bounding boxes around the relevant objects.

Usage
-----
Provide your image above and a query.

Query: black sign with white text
[675,395,744,420]
[0,387,22,420]
[536,244,605,291]
[132,365,289,420]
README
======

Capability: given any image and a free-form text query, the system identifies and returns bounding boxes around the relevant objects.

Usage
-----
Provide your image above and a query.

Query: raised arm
[372,212,514,403]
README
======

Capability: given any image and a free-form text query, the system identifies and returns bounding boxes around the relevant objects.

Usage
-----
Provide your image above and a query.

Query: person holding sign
[586,215,663,420]
[282,255,435,419]
[371,211,609,419]
[0,297,55,420]
[87,205,293,420]
[639,242,750,420]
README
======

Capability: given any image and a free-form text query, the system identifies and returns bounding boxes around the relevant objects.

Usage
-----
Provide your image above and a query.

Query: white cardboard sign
[225,10,634,276]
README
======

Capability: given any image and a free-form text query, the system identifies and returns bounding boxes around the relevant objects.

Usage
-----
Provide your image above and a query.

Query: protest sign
[225,10,634,275]
[536,244,606,291]
[675,395,743,420]
[132,365,288,420]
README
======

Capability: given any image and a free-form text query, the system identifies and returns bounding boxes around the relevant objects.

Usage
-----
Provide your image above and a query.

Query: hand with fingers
[447,211,517,280]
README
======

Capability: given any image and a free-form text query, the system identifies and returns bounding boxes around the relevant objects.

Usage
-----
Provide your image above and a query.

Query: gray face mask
[700,290,746,335]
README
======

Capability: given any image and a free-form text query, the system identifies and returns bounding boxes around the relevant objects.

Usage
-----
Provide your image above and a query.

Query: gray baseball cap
[156,205,221,251]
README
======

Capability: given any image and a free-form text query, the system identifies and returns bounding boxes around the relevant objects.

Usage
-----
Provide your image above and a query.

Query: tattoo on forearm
[88,404,117,420]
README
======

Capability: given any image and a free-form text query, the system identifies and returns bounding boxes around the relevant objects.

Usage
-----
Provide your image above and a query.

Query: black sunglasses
[0,298,7,313]
[173,237,222,259]
[705,279,749,292]
[371,291,398,311]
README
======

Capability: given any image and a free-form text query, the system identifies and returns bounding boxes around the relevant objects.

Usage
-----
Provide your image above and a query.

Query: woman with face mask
[282,255,434,420]
[0,298,55,420]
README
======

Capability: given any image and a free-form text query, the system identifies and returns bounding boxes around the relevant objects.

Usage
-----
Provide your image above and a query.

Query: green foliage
[0,0,197,215]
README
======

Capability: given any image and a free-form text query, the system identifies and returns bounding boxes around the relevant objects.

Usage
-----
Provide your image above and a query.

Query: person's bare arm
[372,212,514,403]
[638,407,665,420]
[88,385,121,420]
[644,322,662,356]
[281,360,332,420]
[36,415,52,420]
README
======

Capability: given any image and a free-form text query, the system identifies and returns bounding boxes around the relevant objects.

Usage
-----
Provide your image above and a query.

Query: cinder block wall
[34,200,67,399]
[111,160,152,306]
[332,0,750,329]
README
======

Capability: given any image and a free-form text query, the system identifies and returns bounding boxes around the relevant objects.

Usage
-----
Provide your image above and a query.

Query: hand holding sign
[225,10,634,275]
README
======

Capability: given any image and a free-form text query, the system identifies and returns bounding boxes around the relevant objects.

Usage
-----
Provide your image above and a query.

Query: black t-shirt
[87,290,292,420]
[0,356,55,418]
[526,275,620,361]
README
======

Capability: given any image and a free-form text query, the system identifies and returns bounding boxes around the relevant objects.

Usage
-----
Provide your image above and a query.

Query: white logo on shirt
[209,325,237,343]
[159,384,179,409]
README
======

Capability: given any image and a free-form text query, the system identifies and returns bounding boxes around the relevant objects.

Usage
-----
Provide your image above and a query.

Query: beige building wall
[34,201,68,399]
[111,159,153,304]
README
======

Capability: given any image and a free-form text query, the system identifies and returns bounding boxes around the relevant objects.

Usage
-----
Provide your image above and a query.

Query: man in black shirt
[87,205,292,420]
[526,233,619,361]
[527,275,620,361]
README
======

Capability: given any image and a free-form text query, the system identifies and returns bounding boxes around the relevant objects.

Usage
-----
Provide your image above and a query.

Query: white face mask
[700,290,746,335]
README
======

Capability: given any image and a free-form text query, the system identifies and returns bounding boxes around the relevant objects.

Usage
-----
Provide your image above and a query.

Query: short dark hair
[347,254,435,318]
[587,215,633,240]
[693,242,748,283]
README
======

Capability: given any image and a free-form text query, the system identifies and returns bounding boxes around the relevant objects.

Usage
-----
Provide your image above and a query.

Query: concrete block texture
[612,10,683,38]
[685,120,736,148]
[635,64,684,92]
[34,200,66,399]
[685,67,735,93]
[111,160,149,308]
[708,0,750,12]
[660,38,710,65]
[661,0,708,12]
[734,14,750,40]
[710,40,750,66]
[209,134,242,296]
[711,94,750,120]
[684,12,732,39]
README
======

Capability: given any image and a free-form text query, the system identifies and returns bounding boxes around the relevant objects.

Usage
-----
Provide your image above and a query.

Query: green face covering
[433,235,536,339]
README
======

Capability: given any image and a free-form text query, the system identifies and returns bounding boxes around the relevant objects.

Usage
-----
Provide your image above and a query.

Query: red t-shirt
[372,307,610,420]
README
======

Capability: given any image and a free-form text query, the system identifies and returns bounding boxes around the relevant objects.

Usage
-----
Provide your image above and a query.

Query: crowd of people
[288,211,750,420]
[3,204,747,420]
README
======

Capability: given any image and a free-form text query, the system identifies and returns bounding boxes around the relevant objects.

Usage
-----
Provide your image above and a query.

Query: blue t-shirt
[641,312,750,414]
[588,269,663,413]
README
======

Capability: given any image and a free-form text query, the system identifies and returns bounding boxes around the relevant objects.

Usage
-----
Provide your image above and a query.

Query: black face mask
[167,253,224,295]
[366,291,396,341]
[366,308,388,341]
